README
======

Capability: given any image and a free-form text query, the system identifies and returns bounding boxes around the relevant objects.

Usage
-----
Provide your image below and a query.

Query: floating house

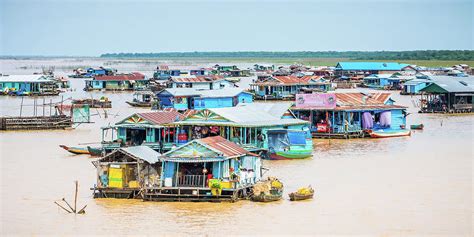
[0,74,60,96]
[401,78,431,95]
[419,76,474,113]
[172,103,313,160]
[291,92,408,138]
[84,72,148,91]
[214,65,251,77]
[335,62,414,77]
[101,109,186,153]
[249,75,332,100]
[190,68,212,76]
[254,64,275,71]
[142,136,262,202]
[153,65,181,80]
[93,146,161,198]
[168,75,232,89]
[156,88,254,110]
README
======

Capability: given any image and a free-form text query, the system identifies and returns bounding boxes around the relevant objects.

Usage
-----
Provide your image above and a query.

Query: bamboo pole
[54,201,72,213]
[62,198,75,213]
[43,98,45,117]
[74,181,78,213]
[20,97,24,117]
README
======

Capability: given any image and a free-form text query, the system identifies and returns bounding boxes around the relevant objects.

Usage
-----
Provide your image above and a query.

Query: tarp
[379,111,391,127]
[287,131,306,145]
[362,112,373,129]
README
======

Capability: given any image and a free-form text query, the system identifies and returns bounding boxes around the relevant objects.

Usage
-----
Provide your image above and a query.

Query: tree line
[100,50,474,61]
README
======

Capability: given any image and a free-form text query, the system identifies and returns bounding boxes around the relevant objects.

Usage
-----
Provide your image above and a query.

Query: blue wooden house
[0,74,59,96]
[168,75,233,89]
[335,62,413,77]
[190,68,212,76]
[291,92,408,139]
[141,136,262,201]
[156,88,253,110]
[249,75,332,100]
[154,65,181,80]
[100,109,186,153]
[402,79,431,95]
[84,72,149,91]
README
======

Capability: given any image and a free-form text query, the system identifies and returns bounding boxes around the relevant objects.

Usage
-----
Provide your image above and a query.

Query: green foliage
[100,50,474,61]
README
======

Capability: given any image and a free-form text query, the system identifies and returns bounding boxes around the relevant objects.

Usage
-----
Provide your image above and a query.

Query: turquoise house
[156,88,254,110]
[402,79,431,95]
[0,74,59,95]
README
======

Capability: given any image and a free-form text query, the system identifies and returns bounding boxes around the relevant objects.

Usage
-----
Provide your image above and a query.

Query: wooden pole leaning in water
[62,198,75,213]
[54,201,72,213]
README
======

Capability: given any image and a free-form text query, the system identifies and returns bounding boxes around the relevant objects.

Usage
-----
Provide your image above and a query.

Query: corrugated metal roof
[171,75,224,83]
[137,110,184,125]
[198,136,249,157]
[158,88,249,98]
[336,92,392,106]
[0,74,54,83]
[93,72,146,81]
[236,102,293,118]
[336,62,409,71]
[121,146,160,164]
[253,75,328,85]
[421,76,474,93]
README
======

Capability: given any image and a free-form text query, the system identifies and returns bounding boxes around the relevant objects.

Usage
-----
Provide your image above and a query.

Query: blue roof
[336,62,410,71]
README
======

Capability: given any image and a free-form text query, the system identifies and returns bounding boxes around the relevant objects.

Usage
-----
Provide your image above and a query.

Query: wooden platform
[93,187,141,199]
[0,115,72,130]
[142,186,253,202]
[312,131,366,139]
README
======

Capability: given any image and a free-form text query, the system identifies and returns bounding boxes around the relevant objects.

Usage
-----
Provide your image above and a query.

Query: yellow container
[220,181,233,189]
[128,180,139,188]
[108,167,124,188]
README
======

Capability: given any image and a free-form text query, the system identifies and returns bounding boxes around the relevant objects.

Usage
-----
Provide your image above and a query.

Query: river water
[0,58,472,236]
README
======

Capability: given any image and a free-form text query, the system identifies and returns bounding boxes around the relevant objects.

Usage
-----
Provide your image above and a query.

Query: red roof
[137,110,184,125]
[198,136,253,157]
[94,72,145,81]
[172,75,224,83]
[157,65,169,70]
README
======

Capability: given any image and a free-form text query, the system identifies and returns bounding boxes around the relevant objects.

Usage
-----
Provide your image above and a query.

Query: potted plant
[209,179,222,196]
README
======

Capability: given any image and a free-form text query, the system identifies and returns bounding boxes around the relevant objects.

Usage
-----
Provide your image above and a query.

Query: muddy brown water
[0,59,472,236]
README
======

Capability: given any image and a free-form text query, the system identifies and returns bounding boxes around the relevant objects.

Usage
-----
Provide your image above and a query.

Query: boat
[266,129,313,160]
[250,178,283,202]
[72,98,112,108]
[87,146,104,157]
[289,186,314,201]
[367,129,411,138]
[410,124,424,130]
[59,145,90,155]
[126,91,156,108]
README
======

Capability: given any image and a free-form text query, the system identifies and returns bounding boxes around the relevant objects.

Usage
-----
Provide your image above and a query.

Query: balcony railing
[177,175,206,187]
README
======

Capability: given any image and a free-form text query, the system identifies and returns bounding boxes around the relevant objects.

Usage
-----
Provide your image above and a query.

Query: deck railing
[177,175,206,187]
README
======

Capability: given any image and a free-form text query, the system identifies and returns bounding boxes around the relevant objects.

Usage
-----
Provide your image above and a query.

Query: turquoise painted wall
[390,109,405,130]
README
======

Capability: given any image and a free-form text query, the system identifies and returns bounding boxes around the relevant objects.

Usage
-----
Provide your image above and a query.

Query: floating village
[1,62,473,203]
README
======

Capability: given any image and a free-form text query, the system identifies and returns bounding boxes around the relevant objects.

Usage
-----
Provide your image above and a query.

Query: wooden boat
[72,98,112,108]
[125,101,152,108]
[59,145,90,155]
[251,189,283,202]
[410,124,424,130]
[87,146,104,157]
[289,186,314,201]
[367,129,411,138]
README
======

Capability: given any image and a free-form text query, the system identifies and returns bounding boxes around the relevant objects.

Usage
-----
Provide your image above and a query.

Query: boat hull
[87,146,104,156]
[268,150,312,160]
[126,101,152,108]
[410,124,424,130]
[368,129,411,138]
[289,192,314,201]
[59,145,90,155]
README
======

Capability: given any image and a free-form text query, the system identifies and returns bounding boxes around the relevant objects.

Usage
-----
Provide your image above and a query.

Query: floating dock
[0,115,72,130]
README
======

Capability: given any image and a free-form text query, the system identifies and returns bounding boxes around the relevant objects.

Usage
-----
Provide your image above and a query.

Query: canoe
[87,146,104,157]
[59,145,90,155]
[289,187,314,201]
[126,101,152,107]
[367,129,411,138]
[410,124,424,130]
[251,190,283,202]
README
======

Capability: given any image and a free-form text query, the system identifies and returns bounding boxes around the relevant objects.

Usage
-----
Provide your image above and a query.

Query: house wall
[390,109,405,129]
[194,97,233,109]
[237,93,253,104]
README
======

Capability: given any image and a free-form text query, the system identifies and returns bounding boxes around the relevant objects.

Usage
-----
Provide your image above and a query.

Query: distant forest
[100,50,474,60]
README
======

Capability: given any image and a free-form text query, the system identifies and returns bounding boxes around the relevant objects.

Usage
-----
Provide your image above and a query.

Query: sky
[0,0,472,56]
